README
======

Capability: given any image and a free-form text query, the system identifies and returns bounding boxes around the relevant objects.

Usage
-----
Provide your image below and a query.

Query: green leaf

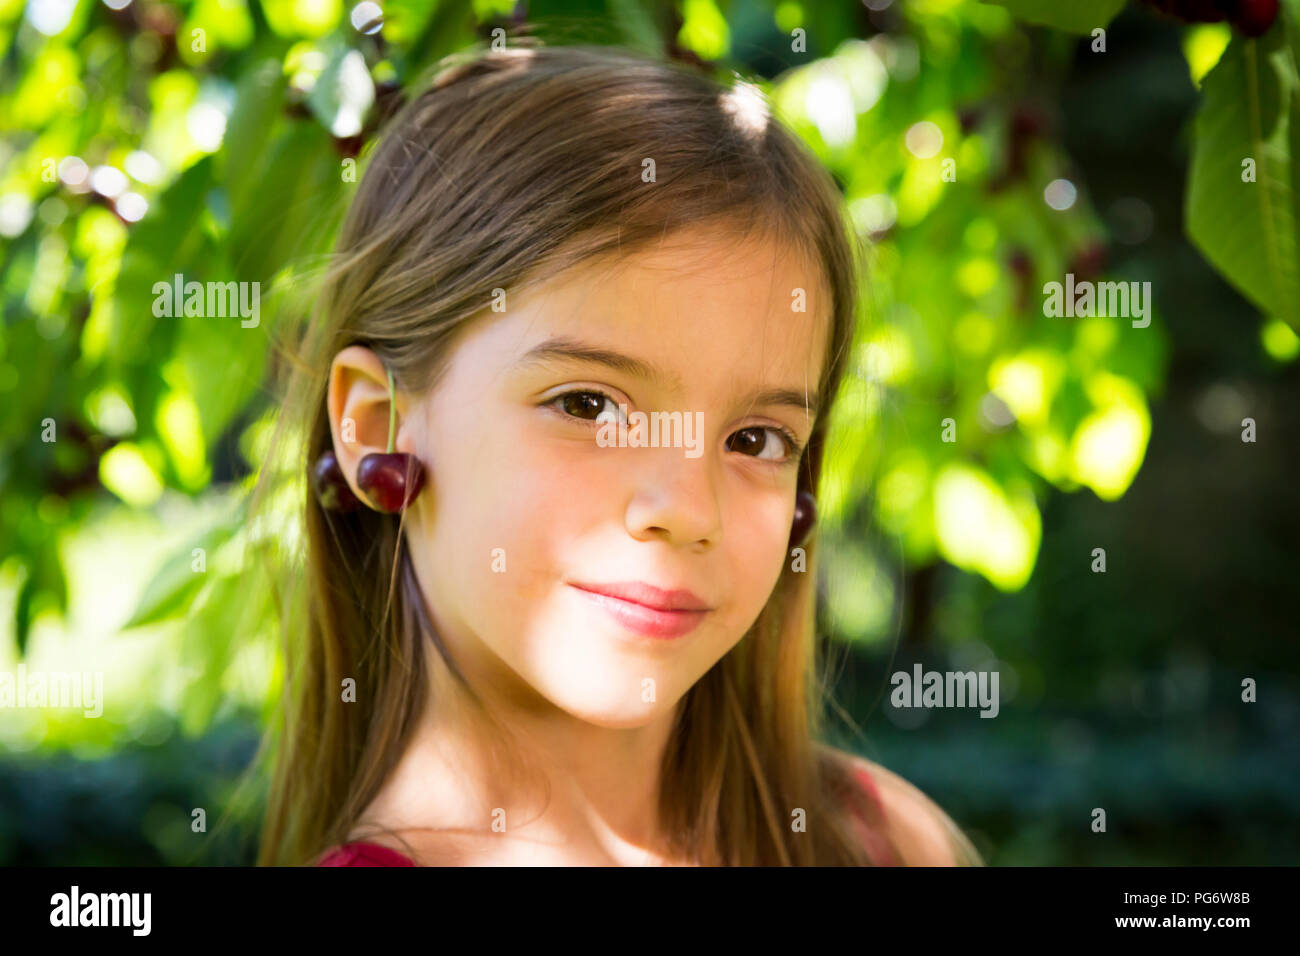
[306,40,374,138]
[1187,26,1300,323]
[404,0,476,77]
[122,502,245,629]
[220,58,289,212]
[14,573,36,657]
[170,261,270,448]
[610,0,663,55]
[113,157,218,364]
[226,122,344,282]
[983,0,1127,35]
[13,538,69,656]
[178,563,273,735]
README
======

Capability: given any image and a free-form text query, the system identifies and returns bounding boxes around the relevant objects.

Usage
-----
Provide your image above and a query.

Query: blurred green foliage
[1,0,1297,865]
[2,0,1168,667]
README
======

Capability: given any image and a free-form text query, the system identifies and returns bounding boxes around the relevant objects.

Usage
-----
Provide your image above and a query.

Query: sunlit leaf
[933,462,1041,591]
[1187,27,1300,325]
[677,0,731,61]
[99,443,165,508]
[1068,372,1151,501]
[123,501,245,629]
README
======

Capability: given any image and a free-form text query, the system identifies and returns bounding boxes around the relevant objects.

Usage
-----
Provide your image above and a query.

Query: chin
[572,709,665,730]
[539,683,680,729]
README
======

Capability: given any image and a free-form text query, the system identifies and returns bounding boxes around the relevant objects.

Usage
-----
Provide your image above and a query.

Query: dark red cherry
[789,490,818,550]
[355,452,425,513]
[957,105,985,136]
[332,134,366,158]
[313,450,362,512]
[1188,0,1232,21]
[1008,247,1032,280]
[1008,247,1033,315]
[1232,0,1278,37]
[1010,102,1050,142]
[1069,241,1108,283]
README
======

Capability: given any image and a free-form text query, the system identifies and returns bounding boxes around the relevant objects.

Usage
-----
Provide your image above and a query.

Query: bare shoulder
[829,747,982,867]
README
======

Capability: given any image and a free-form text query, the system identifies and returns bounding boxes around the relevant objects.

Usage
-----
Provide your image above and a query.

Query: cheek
[719,493,793,628]
[443,414,604,605]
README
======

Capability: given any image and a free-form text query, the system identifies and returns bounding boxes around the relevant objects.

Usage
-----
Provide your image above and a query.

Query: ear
[327,345,419,500]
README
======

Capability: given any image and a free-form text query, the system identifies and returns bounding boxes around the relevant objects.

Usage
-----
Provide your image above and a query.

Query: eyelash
[546,389,805,464]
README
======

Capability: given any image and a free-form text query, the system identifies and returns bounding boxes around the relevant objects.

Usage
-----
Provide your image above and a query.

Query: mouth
[567,581,712,640]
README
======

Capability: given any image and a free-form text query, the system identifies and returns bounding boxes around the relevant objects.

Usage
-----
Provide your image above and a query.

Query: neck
[361,632,687,864]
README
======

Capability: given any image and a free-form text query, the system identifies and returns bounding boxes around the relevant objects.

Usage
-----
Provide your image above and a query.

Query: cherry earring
[789,488,817,550]
[313,367,426,513]
[355,368,425,512]
[313,449,363,512]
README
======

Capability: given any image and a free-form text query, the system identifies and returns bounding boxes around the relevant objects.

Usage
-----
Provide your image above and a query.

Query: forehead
[491,225,833,406]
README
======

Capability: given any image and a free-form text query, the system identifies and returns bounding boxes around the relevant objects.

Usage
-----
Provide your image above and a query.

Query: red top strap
[317,842,415,867]
[847,762,901,866]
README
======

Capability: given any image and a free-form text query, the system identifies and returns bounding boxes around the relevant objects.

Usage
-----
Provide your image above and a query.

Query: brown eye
[551,390,623,424]
[726,427,791,461]
[561,392,605,419]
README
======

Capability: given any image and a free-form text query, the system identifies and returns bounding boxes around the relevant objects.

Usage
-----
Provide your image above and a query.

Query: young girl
[255,42,981,867]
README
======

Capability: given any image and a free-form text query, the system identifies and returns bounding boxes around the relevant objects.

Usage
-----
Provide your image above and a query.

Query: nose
[624,447,722,548]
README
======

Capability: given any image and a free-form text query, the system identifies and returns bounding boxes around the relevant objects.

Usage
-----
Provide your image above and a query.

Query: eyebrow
[514,335,820,418]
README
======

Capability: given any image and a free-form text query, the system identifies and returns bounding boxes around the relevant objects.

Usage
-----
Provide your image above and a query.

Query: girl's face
[397,225,831,728]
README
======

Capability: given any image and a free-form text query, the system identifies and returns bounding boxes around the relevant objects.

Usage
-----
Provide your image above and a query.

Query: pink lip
[568,581,712,639]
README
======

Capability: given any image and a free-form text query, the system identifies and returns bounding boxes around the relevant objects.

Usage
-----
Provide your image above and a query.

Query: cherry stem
[386,368,396,455]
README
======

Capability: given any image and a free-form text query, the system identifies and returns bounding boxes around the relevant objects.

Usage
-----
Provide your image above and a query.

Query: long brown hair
[253,41,904,866]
